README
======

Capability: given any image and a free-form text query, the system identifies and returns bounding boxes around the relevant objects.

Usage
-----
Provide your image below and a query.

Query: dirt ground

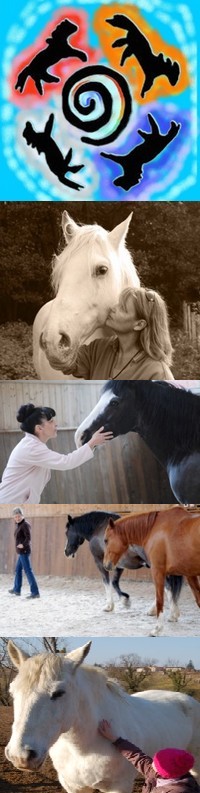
[0,575,199,637]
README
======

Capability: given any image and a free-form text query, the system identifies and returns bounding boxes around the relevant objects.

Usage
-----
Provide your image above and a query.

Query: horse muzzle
[103,559,114,571]
[39,332,78,371]
[5,744,46,771]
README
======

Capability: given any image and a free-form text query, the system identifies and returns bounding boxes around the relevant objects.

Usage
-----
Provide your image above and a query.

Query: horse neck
[117,512,157,547]
[79,512,120,540]
[132,385,172,466]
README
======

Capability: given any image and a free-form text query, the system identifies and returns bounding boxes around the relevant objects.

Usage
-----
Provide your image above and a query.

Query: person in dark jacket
[8,507,40,599]
[98,720,199,793]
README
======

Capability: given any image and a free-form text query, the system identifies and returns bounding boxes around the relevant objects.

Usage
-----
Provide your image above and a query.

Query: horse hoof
[120,597,131,609]
[168,615,178,623]
[147,606,156,616]
[103,604,114,612]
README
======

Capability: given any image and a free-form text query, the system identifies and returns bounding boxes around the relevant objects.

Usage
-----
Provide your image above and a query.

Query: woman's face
[106,294,138,334]
[35,416,58,441]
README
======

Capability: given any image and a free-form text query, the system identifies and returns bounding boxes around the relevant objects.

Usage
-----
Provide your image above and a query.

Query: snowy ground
[1,574,199,637]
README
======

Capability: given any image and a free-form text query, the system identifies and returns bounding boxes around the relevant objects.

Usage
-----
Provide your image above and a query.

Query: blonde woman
[65,287,174,380]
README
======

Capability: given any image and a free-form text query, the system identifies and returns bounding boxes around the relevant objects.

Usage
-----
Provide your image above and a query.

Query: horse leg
[149,569,165,636]
[186,576,200,608]
[91,553,114,611]
[112,568,130,609]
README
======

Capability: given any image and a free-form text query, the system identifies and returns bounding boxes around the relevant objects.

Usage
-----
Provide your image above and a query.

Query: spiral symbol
[62,65,132,146]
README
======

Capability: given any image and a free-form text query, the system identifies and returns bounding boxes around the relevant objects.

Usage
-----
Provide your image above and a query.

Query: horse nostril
[59,333,71,349]
[39,332,45,350]
[26,749,38,761]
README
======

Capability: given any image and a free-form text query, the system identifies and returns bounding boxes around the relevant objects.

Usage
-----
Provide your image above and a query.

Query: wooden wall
[0,503,171,578]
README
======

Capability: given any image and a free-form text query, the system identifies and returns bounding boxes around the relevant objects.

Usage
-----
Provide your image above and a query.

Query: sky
[8,636,200,668]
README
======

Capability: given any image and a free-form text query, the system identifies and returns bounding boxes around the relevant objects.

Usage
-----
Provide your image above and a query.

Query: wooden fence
[0,429,176,504]
[183,301,200,349]
[0,503,172,578]
[0,381,177,504]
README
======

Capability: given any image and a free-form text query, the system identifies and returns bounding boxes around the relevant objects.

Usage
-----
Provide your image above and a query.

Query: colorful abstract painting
[0,0,198,201]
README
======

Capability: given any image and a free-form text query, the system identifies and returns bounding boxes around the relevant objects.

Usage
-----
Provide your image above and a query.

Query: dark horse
[75,381,200,505]
[64,510,183,620]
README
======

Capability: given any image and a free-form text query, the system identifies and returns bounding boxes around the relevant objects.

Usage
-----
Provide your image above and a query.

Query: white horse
[6,641,200,793]
[33,210,140,379]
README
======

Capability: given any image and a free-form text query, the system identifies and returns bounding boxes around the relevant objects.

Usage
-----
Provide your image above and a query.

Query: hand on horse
[88,427,113,449]
[98,719,118,742]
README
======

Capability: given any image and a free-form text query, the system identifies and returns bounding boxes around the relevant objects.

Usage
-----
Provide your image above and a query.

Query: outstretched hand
[98,719,118,742]
[89,427,113,449]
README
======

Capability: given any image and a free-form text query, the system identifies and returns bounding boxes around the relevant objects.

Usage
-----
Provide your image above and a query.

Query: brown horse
[103,506,200,635]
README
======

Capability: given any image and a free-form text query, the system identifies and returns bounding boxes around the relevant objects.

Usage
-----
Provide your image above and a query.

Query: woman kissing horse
[75,381,200,504]
[103,506,200,635]
[65,510,182,620]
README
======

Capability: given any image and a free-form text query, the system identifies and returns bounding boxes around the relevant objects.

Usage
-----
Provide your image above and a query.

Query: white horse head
[5,641,200,793]
[34,211,140,375]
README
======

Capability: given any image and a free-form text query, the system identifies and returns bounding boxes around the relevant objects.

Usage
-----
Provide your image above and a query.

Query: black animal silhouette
[23,113,84,190]
[15,18,87,95]
[101,113,181,190]
[107,14,180,98]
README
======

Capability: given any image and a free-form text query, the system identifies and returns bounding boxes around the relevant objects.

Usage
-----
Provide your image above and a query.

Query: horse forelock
[113,512,158,545]
[12,654,64,694]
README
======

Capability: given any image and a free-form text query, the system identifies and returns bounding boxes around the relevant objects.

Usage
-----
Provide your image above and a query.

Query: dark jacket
[114,739,200,793]
[14,519,31,555]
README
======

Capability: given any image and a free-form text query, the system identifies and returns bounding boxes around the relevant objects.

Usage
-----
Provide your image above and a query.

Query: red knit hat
[153,748,194,778]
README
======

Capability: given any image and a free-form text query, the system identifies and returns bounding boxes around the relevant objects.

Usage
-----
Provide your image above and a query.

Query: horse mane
[113,512,158,545]
[103,381,200,460]
[70,511,120,537]
[82,664,129,701]
[51,223,136,294]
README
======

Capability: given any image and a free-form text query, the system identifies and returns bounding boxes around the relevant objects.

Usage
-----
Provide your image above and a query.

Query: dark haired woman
[0,404,113,504]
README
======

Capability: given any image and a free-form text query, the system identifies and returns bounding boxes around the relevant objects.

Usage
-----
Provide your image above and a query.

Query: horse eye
[110,399,119,407]
[104,538,108,544]
[94,266,108,276]
[50,690,65,700]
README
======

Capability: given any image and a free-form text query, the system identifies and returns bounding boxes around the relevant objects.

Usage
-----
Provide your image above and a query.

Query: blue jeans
[13,554,39,596]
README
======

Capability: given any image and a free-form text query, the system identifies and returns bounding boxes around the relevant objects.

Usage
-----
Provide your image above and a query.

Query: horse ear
[65,641,92,670]
[7,640,29,668]
[67,514,73,524]
[109,518,115,529]
[108,213,133,249]
[62,211,79,242]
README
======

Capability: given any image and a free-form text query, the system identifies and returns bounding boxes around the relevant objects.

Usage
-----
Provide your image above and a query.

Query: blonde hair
[118,287,173,366]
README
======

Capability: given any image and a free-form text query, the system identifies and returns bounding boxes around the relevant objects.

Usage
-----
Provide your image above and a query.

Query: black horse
[64,510,182,619]
[75,381,200,505]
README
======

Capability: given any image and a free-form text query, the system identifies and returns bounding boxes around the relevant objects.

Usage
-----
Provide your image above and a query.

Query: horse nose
[104,561,113,571]
[59,333,71,349]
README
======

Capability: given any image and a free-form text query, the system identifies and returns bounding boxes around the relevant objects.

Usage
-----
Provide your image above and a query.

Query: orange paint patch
[93,3,190,103]
[9,8,101,106]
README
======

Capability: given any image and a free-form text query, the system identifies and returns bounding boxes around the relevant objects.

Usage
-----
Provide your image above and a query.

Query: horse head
[75,381,136,447]
[103,518,128,569]
[5,640,91,771]
[65,514,85,557]
[39,211,139,372]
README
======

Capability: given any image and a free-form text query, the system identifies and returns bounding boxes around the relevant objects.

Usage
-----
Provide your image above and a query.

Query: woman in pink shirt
[0,403,113,503]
